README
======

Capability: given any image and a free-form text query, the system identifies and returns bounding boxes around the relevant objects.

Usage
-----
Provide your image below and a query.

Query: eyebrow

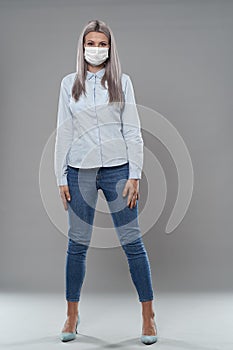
[86,40,108,43]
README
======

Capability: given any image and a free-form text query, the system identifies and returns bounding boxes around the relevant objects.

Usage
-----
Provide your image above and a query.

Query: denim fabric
[54,67,144,186]
[65,161,154,303]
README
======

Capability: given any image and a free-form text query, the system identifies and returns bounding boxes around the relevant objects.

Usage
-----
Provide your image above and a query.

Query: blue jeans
[65,162,154,303]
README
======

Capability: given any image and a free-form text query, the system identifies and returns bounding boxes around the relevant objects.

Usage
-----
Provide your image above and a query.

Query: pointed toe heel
[140,316,158,345]
[140,334,158,345]
[59,313,80,342]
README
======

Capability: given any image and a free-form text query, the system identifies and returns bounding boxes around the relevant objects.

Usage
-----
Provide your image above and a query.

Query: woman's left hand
[122,179,140,209]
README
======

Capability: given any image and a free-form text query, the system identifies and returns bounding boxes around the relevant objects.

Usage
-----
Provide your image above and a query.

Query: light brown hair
[72,19,125,110]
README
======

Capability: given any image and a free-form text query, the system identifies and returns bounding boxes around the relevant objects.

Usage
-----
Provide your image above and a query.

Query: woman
[54,19,157,345]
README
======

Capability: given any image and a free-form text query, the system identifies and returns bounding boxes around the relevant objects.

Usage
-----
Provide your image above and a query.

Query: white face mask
[84,47,109,66]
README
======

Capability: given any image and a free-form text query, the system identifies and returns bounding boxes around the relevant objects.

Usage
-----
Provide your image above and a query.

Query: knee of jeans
[121,237,147,259]
[67,238,89,256]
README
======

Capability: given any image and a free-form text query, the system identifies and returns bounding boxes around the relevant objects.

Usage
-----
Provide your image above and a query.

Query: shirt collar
[86,67,105,80]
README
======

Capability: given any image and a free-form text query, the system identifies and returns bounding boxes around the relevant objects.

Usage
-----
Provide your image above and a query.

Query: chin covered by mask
[84,47,109,66]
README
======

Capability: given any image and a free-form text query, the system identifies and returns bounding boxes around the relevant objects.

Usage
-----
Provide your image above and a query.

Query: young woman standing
[54,19,157,345]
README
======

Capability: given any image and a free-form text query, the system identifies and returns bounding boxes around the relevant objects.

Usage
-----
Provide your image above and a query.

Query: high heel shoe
[59,313,80,342]
[140,316,158,345]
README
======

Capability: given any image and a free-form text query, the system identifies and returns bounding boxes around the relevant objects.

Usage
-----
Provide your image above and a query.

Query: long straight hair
[72,19,125,110]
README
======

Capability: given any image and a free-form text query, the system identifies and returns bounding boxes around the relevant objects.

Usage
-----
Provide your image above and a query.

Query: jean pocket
[111,163,129,179]
[115,162,129,170]
[67,165,79,176]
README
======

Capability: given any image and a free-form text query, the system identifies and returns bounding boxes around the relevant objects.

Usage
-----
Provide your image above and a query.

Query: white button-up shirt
[54,67,144,186]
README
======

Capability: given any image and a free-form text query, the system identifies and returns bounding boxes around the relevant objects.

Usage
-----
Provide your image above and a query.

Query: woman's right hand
[59,185,71,210]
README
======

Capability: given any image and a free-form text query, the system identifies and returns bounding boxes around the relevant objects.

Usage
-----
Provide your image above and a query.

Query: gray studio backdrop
[0,0,232,295]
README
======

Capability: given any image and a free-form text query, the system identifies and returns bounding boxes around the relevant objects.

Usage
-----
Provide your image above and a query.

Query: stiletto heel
[59,313,80,342]
[140,316,158,345]
[76,313,81,334]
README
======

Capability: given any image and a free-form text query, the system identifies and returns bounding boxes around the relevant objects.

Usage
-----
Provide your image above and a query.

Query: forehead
[85,31,109,42]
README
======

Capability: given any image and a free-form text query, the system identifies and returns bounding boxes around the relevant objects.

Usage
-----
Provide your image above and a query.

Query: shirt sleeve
[54,77,73,186]
[121,75,144,179]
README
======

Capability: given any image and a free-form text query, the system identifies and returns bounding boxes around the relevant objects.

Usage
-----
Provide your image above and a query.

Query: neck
[87,64,105,73]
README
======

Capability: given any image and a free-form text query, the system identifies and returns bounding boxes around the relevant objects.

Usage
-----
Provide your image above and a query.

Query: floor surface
[0,291,232,350]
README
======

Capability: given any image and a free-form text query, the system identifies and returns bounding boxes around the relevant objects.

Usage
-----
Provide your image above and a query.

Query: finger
[63,198,68,211]
[60,192,68,211]
[133,195,137,207]
[122,183,129,197]
[131,192,140,208]
[64,189,71,202]
[131,194,137,209]
[127,190,136,207]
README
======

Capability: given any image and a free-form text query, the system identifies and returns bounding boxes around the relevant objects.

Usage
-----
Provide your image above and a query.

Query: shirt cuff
[56,175,68,187]
[128,168,142,179]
